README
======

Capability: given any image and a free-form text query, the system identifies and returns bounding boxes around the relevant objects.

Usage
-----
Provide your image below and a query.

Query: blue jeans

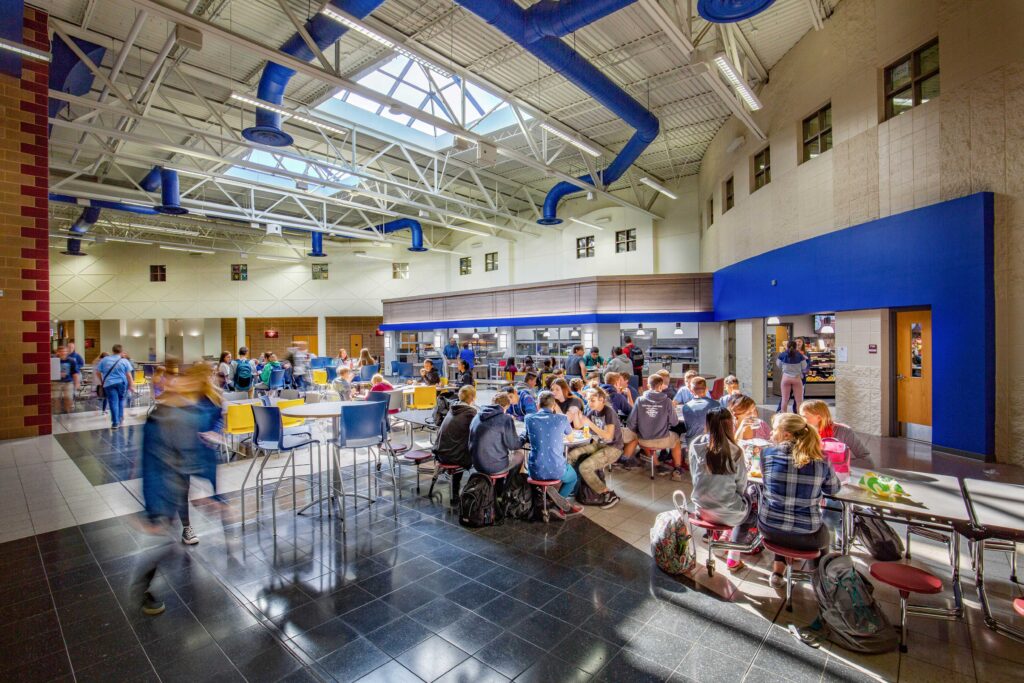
[559,462,578,498]
[106,382,126,426]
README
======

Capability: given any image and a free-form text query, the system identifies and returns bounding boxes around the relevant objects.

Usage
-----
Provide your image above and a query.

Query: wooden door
[349,334,363,358]
[896,310,932,426]
[292,335,318,356]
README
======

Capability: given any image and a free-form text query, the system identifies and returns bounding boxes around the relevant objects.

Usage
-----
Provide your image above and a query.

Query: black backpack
[500,469,534,521]
[854,515,904,561]
[812,553,899,653]
[574,464,607,506]
[628,345,645,371]
[459,473,497,528]
[430,390,458,427]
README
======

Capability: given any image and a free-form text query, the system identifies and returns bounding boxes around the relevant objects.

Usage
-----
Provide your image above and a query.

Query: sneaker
[550,508,566,521]
[618,458,641,470]
[181,526,199,545]
[670,468,684,482]
[769,572,786,589]
[565,503,584,516]
[141,592,165,616]
[599,492,620,510]
[726,559,746,572]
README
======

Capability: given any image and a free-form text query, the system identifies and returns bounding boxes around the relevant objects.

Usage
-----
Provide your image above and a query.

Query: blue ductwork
[139,166,162,192]
[243,0,387,147]
[697,0,777,23]
[453,0,658,225]
[154,168,187,215]
[47,34,107,131]
[63,206,101,256]
[308,231,325,257]
[49,193,160,216]
[378,218,426,251]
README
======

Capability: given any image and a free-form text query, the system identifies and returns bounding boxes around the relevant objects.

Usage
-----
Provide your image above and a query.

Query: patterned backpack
[650,491,697,575]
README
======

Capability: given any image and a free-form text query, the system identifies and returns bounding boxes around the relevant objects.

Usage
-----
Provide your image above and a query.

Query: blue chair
[397,362,414,380]
[264,367,285,396]
[359,364,380,382]
[310,357,330,370]
[325,366,337,382]
[336,400,396,520]
[390,360,401,376]
[242,405,321,533]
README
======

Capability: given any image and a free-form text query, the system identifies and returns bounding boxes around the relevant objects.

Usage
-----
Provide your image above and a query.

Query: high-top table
[961,478,1024,642]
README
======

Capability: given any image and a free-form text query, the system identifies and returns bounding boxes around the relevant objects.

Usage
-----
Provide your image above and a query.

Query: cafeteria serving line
[2,0,1024,681]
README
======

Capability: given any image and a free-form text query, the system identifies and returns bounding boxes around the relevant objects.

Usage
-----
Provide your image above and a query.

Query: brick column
[0,6,50,438]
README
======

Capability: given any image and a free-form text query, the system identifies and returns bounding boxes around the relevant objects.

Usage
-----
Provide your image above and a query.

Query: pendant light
[542,329,551,338]
[636,323,646,337]
[819,324,835,335]
[472,328,480,339]
[766,316,781,326]
[570,327,580,338]
[673,323,683,335]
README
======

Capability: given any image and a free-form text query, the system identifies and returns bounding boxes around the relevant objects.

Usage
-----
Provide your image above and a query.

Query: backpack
[812,553,899,653]
[458,473,497,528]
[628,344,645,371]
[500,469,534,521]
[234,360,253,388]
[854,515,904,561]
[574,462,607,506]
[650,491,696,575]
[430,389,458,427]
[821,437,851,482]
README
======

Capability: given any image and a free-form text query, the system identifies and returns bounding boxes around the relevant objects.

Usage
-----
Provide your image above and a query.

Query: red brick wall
[0,7,50,438]
[221,318,237,355]
[326,316,384,362]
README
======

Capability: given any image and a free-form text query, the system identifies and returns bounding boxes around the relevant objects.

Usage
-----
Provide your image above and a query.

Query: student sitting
[600,372,633,419]
[719,374,742,407]
[605,347,633,378]
[255,353,282,390]
[689,408,758,572]
[567,387,622,509]
[470,391,526,477]
[583,347,605,375]
[569,377,586,403]
[758,412,840,589]
[455,359,474,387]
[332,367,355,400]
[525,391,582,516]
[420,358,441,386]
[622,374,684,481]
[727,394,772,441]
[369,374,393,393]
[655,369,675,403]
[504,356,518,380]
[681,377,720,449]
[798,400,870,460]
[673,369,698,404]
[433,385,478,502]
[510,373,539,420]
[565,345,586,378]
[550,377,584,415]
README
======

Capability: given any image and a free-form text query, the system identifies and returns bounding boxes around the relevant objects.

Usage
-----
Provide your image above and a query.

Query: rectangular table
[830,466,971,615]
[961,478,1024,642]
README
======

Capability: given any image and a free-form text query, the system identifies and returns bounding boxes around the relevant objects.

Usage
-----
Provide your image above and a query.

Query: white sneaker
[181,526,199,545]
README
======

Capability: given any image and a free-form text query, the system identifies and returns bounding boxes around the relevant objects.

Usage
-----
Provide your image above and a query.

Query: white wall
[834,310,890,436]
[734,318,766,404]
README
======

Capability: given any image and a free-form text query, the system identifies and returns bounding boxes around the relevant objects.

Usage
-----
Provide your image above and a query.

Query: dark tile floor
[56,427,146,485]
[0,461,852,683]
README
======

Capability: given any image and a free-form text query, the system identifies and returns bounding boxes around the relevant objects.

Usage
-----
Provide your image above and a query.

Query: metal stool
[640,447,658,480]
[527,478,561,523]
[428,462,464,503]
[870,562,945,653]
[401,450,433,495]
[689,516,763,577]
[763,541,820,611]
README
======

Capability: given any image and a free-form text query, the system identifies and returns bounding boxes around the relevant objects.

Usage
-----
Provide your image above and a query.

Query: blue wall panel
[713,192,994,460]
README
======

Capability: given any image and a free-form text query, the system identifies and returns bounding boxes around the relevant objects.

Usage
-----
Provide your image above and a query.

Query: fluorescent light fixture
[353,252,392,262]
[766,316,781,325]
[0,37,50,62]
[131,224,200,237]
[674,323,683,335]
[539,122,601,157]
[320,7,453,78]
[569,217,604,232]
[105,237,154,245]
[639,177,678,200]
[229,92,349,137]
[712,52,763,111]
[159,245,215,254]
[423,246,468,256]
[256,255,301,263]
[458,216,505,231]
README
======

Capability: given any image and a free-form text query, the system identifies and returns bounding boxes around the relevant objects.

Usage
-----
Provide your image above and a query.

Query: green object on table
[858,471,906,498]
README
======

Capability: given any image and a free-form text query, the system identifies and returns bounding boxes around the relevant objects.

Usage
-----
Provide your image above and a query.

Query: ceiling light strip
[159,245,215,254]
[229,92,349,137]
[320,7,452,78]
[568,217,604,232]
[712,53,763,111]
[638,177,678,200]
[0,37,50,62]
[539,122,601,157]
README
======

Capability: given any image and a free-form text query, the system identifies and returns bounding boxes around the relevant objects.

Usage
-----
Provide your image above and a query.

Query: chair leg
[239,447,262,528]
[427,466,442,498]
[906,524,912,560]
[272,451,295,537]
[785,561,794,612]
[899,592,909,653]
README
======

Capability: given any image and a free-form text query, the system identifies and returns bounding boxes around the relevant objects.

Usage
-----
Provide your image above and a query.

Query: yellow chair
[224,403,255,456]
[440,377,449,387]
[409,385,437,410]
[276,398,307,430]
[311,369,328,390]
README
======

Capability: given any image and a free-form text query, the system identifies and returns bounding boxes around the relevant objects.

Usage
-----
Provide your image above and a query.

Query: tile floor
[0,406,1021,682]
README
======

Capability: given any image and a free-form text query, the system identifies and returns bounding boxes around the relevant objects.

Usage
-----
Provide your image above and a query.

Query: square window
[615,229,636,253]
[576,235,595,259]
[753,147,771,191]
[706,197,714,228]
[231,264,247,281]
[392,262,409,280]
[484,252,498,271]
[459,257,472,275]
[885,40,939,120]
[801,103,832,162]
[312,263,328,280]
[724,176,735,212]
[149,265,166,282]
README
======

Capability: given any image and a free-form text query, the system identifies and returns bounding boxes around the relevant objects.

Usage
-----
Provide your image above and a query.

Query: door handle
[896,374,905,381]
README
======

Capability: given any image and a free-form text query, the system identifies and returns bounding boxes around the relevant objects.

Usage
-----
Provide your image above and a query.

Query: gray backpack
[812,553,899,654]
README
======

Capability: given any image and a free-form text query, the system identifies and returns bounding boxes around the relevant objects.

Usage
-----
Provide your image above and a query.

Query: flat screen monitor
[813,314,835,333]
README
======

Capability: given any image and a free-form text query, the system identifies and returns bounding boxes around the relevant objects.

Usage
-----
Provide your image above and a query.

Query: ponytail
[772,412,823,468]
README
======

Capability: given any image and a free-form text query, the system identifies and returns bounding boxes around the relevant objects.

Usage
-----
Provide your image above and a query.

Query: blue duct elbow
[70,206,101,234]
[523,0,637,43]
[243,0,388,147]
[454,0,658,224]
[377,218,426,252]
[155,168,188,215]
[140,166,162,192]
[308,231,326,257]
[49,193,159,216]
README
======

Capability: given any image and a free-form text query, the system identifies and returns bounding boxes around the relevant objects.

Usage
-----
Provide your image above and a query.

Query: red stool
[527,478,561,523]
[401,450,433,495]
[870,562,943,652]
[763,541,820,611]
[1014,598,1024,618]
[690,516,762,577]
[428,462,464,503]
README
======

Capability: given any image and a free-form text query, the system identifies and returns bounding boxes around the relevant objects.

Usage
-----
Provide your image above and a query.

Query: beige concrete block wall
[834,310,889,436]
[699,0,1024,463]
[734,319,766,404]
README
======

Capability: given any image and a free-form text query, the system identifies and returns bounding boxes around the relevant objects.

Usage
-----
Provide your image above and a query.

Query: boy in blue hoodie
[469,392,526,475]
[510,373,539,420]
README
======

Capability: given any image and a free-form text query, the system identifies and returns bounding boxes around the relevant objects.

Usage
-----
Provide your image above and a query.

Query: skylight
[323,54,513,142]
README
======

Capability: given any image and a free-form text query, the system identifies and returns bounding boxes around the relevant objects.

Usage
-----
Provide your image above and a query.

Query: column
[317,315,327,358]
[73,319,85,349]
[154,318,165,362]
[735,319,766,404]
[236,317,246,352]
[0,5,51,437]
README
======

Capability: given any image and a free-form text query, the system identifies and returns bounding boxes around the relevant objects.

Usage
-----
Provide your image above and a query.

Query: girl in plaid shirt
[757,413,841,589]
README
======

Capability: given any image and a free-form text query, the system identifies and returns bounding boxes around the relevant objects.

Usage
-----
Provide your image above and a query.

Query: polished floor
[0,405,1021,682]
